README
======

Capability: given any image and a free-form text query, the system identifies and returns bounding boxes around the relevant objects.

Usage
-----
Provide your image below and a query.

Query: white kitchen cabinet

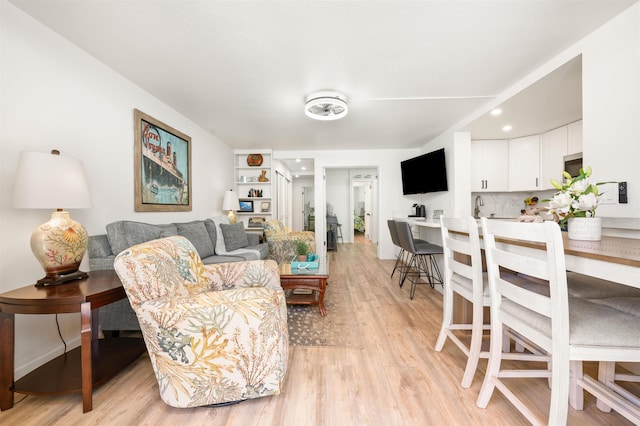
[509,135,540,191]
[567,120,583,155]
[540,126,568,190]
[471,139,509,192]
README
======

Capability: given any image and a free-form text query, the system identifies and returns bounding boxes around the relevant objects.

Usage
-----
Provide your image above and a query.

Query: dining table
[497,232,640,288]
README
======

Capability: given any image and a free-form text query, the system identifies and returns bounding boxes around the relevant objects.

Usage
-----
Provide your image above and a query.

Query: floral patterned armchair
[113,235,288,408]
[263,219,316,264]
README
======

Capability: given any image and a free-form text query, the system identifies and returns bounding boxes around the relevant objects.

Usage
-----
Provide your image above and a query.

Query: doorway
[324,167,378,245]
[352,177,377,244]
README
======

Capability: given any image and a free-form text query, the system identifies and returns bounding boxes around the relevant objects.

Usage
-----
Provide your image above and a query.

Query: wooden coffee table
[279,256,329,316]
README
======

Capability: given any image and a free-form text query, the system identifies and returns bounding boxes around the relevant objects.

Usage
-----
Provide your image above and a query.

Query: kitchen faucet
[474,195,484,219]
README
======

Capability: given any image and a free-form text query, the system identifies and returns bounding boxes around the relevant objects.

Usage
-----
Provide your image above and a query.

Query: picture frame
[261,201,271,212]
[134,109,192,212]
[239,200,254,212]
[248,216,266,228]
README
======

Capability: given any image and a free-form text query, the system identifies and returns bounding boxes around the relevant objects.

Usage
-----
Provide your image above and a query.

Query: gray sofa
[88,217,269,333]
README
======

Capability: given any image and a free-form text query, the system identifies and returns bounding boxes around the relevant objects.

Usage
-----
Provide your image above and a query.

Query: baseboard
[15,336,81,380]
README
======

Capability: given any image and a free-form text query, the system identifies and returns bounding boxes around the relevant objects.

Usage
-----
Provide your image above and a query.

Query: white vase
[567,217,602,241]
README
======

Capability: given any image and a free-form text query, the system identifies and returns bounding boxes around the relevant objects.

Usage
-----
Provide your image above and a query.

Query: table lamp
[12,150,93,286]
[222,189,239,224]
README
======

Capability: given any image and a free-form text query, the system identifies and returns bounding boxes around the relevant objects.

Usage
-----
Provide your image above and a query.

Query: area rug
[285,276,358,347]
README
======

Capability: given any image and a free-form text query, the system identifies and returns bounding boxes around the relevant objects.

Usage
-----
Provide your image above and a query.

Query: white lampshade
[222,189,239,211]
[13,150,92,209]
[12,150,92,286]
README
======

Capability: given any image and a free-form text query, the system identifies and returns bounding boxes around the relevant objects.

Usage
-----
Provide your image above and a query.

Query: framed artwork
[248,216,266,228]
[134,109,192,212]
[239,200,254,212]
[261,201,271,212]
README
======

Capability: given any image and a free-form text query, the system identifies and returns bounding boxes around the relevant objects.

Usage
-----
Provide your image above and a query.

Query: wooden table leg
[0,312,14,410]
[318,278,327,317]
[80,302,92,413]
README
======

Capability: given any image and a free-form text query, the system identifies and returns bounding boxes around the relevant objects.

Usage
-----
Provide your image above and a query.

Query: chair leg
[477,322,503,408]
[391,248,404,278]
[596,361,615,412]
[409,255,419,299]
[434,283,454,352]
[400,252,413,288]
[548,351,570,426]
[569,360,585,411]
[461,300,485,388]
[428,255,443,287]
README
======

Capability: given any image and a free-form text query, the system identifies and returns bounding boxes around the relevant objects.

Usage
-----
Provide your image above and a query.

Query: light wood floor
[1,235,634,425]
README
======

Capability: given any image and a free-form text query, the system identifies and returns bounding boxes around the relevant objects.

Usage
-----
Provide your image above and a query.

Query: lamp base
[35,270,89,287]
[228,210,238,224]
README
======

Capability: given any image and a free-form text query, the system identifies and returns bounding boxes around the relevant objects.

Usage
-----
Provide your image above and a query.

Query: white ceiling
[10,0,636,151]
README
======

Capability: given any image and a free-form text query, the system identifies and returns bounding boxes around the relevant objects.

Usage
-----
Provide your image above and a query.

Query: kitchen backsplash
[471,190,556,218]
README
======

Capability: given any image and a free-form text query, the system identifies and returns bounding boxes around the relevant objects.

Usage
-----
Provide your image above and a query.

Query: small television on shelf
[400,148,448,195]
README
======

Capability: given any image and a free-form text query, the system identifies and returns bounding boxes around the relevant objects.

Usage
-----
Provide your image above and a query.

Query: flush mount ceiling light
[305,91,348,121]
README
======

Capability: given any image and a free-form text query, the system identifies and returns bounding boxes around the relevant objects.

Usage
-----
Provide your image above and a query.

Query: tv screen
[400,148,448,195]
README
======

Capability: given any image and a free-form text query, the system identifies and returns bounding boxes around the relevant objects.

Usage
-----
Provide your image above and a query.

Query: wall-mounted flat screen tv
[400,148,448,195]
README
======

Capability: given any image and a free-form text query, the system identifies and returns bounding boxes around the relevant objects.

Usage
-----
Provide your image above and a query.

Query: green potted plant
[294,240,309,262]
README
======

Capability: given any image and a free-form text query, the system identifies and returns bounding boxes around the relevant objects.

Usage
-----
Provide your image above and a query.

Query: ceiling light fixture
[502,125,512,132]
[491,108,502,116]
[305,91,348,121]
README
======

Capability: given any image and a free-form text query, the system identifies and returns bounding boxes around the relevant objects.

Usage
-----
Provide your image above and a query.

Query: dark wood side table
[279,257,329,316]
[0,270,146,413]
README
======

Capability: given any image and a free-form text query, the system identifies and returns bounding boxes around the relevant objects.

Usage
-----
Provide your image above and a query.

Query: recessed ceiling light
[502,125,512,132]
[301,166,306,171]
[295,158,301,162]
[491,108,502,116]
[295,174,299,178]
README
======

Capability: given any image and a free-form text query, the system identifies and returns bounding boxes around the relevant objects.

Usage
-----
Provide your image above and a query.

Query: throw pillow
[175,221,215,259]
[212,215,229,254]
[220,223,249,251]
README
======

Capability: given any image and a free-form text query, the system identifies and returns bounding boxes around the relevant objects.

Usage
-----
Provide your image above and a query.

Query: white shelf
[234,149,274,228]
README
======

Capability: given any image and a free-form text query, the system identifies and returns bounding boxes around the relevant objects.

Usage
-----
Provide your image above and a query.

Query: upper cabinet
[540,126,568,190]
[567,120,583,155]
[539,120,583,190]
[508,135,540,191]
[471,139,509,192]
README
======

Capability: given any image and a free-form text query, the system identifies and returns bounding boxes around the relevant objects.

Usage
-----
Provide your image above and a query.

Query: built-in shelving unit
[234,149,274,232]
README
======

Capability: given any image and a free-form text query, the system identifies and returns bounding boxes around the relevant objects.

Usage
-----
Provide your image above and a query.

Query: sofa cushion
[220,223,249,251]
[175,220,215,258]
[88,234,113,258]
[106,221,178,255]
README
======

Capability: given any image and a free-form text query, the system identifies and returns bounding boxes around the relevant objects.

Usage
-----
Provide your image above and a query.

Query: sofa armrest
[204,259,281,291]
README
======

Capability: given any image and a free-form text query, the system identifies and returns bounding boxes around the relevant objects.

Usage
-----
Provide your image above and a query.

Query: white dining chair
[476,218,640,425]
[435,216,549,388]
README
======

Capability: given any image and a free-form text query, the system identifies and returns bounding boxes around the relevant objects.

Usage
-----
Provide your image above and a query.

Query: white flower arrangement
[546,166,605,227]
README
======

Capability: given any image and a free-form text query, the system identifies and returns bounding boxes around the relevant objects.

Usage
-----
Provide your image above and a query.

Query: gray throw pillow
[220,223,249,251]
[175,221,215,258]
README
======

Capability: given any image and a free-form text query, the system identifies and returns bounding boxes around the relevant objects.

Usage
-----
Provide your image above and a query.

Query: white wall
[582,3,639,217]
[1,2,233,377]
